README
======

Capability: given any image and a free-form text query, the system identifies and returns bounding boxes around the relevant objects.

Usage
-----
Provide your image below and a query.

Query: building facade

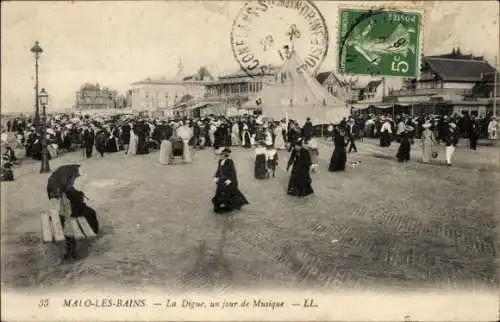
[390,48,497,116]
[131,67,214,116]
[74,83,121,110]
[171,68,276,118]
[316,72,357,102]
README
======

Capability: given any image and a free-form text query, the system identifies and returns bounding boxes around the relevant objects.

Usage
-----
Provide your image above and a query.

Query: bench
[40,209,96,243]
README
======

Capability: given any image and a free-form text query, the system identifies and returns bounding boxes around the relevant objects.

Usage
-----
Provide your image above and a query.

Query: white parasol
[46,128,56,136]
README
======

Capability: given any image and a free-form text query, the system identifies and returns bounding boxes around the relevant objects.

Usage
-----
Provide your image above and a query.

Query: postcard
[1,1,499,321]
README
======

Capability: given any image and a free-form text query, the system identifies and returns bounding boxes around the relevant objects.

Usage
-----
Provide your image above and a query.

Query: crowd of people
[2,110,498,259]
[1,111,498,205]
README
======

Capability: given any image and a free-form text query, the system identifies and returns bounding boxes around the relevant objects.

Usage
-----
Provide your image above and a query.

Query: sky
[1,0,499,113]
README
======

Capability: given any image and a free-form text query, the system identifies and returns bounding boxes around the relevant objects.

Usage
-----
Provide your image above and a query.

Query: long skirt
[128,135,138,155]
[182,140,192,163]
[422,141,432,163]
[242,132,251,148]
[212,184,249,213]
[136,135,148,155]
[328,148,346,171]
[254,154,267,179]
[287,171,314,197]
[274,133,286,150]
[396,141,411,162]
[231,132,241,146]
[105,138,119,153]
[159,140,172,165]
[380,132,391,147]
[209,132,215,148]
[48,144,58,158]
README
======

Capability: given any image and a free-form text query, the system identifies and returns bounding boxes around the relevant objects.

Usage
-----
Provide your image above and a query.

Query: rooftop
[426,47,484,61]
[132,67,214,85]
[218,68,277,79]
[424,57,496,82]
[366,80,383,88]
[316,72,331,85]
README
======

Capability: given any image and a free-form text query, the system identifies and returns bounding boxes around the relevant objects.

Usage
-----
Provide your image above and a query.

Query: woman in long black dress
[94,128,107,157]
[328,128,347,172]
[212,148,249,213]
[254,142,267,179]
[59,179,99,260]
[286,139,314,197]
[396,127,412,163]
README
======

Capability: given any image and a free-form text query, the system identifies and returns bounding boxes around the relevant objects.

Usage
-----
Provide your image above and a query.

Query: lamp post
[30,41,43,130]
[39,88,50,173]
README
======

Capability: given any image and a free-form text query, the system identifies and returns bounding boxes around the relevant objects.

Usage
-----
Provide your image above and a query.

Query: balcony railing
[389,88,473,96]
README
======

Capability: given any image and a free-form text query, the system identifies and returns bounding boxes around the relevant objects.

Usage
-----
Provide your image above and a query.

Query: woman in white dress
[231,122,241,146]
[273,122,286,150]
[127,124,138,156]
[177,122,193,163]
[159,139,172,165]
[209,122,217,149]
[488,116,498,140]
[264,126,273,146]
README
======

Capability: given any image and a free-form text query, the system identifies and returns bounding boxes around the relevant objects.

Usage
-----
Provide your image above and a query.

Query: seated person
[0,157,14,182]
[3,146,17,163]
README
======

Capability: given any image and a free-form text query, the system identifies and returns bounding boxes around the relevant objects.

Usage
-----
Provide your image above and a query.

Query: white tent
[242,50,349,125]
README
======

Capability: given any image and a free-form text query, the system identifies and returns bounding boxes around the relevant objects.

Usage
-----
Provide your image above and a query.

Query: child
[265,144,278,178]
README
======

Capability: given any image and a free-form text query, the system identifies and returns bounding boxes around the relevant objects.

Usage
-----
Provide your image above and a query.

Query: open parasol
[46,164,82,200]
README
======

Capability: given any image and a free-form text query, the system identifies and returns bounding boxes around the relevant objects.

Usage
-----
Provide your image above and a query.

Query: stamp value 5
[338,8,422,77]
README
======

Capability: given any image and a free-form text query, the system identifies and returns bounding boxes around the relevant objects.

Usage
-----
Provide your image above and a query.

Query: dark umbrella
[47,164,81,200]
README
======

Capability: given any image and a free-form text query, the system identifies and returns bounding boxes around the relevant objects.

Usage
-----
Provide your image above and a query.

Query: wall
[131,82,207,111]
[442,82,475,89]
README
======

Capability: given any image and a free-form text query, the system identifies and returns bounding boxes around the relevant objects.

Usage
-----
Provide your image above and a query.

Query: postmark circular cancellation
[231,0,329,77]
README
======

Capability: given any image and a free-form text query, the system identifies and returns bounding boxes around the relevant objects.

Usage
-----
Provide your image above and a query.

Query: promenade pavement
[1,138,498,292]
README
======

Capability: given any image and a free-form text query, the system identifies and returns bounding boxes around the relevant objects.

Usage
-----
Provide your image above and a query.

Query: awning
[352,103,393,110]
[450,101,488,106]
[397,96,432,103]
[352,104,370,110]
[185,101,214,111]
[373,104,393,109]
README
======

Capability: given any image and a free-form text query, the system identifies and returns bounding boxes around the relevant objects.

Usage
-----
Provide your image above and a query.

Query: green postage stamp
[338,7,422,77]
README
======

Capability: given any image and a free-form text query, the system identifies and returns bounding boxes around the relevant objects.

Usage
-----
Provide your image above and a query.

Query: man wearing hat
[346,118,358,153]
[444,122,459,166]
[301,117,313,143]
[468,115,480,151]
[82,124,95,158]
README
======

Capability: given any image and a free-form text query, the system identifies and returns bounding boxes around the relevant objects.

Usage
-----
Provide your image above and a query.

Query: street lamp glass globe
[30,41,43,56]
[39,88,49,106]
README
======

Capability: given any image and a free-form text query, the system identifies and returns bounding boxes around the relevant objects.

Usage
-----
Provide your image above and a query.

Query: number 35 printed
[39,298,49,307]
[391,55,409,73]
